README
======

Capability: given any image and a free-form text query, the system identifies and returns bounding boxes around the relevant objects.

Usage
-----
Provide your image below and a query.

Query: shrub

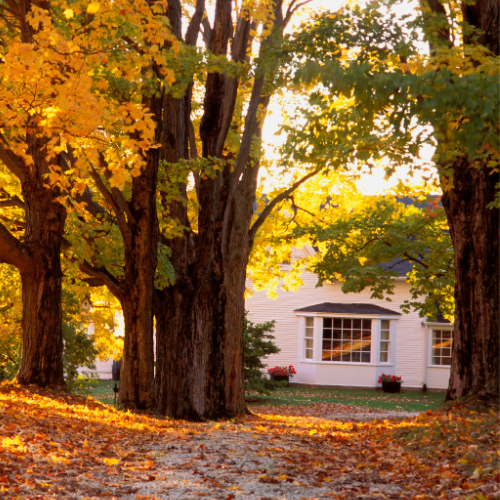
[243,312,286,394]
[63,322,99,394]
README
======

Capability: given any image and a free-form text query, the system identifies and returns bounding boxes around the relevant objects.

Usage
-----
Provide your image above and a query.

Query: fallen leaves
[0,383,498,499]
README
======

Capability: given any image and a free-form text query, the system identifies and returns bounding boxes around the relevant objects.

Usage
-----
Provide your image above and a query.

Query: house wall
[245,246,450,390]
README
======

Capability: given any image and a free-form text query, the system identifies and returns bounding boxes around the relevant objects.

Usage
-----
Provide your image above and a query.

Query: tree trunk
[118,135,160,410]
[442,159,499,401]
[16,160,66,388]
[154,237,249,420]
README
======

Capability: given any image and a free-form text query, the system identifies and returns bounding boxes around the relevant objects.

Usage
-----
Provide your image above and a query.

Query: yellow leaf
[103,458,121,466]
[82,439,89,448]
[309,429,318,436]
[63,9,74,19]
[87,3,100,13]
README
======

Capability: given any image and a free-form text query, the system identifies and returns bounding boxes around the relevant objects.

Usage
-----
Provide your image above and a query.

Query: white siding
[245,267,433,389]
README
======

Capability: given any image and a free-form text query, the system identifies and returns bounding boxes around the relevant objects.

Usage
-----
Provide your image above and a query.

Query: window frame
[298,314,398,366]
[430,328,453,367]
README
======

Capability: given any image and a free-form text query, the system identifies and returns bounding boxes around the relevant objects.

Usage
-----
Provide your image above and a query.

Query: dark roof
[379,258,414,277]
[295,302,401,315]
[395,195,442,208]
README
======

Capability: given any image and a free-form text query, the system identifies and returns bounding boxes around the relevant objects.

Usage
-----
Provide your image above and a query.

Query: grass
[88,379,118,406]
[89,380,445,412]
[246,386,445,412]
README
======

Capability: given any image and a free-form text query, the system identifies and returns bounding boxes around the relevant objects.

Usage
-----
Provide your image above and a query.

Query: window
[322,318,371,363]
[379,320,390,362]
[304,317,314,359]
[432,329,452,365]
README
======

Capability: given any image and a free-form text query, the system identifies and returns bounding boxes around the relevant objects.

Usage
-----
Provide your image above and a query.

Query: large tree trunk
[442,160,499,401]
[118,117,161,410]
[153,0,287,419]
[438,0,500,402]
[16,129,66,388]
[154,207,251,420]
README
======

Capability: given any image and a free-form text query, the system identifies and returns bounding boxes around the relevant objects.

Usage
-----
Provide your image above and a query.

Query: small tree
[243,312,284,395]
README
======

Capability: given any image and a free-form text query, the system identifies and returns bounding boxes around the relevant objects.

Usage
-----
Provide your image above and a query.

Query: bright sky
[260,0,439,195]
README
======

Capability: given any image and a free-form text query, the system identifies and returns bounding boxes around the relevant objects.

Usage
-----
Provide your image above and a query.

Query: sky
[259,0,439,195]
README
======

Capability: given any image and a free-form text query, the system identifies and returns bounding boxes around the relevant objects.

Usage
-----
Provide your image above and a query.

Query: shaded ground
[0,384,498,499]
[90,382,445,413]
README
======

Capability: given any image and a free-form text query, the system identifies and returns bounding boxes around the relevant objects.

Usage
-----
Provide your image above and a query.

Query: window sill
[428,365,451,369]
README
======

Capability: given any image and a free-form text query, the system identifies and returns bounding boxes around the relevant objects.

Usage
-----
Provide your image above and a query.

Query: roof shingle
[294,302,402,315]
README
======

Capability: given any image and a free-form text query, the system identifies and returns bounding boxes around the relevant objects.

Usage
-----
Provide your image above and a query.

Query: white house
[245,245,452,390]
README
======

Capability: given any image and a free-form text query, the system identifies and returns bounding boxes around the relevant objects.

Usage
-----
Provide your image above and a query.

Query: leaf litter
[0,384,498,499]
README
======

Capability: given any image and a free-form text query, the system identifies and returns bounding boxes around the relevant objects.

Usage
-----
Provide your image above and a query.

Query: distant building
[245,245,452,390]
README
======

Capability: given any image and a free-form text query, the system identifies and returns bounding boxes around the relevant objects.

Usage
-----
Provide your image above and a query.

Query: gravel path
[125,408,422,500]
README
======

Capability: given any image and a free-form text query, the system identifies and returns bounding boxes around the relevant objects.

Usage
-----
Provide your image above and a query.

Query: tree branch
[79,260,124,302]
[185,0,205,45]
[0,132,25,182]
[0,219,30,270]
[249,167,322,243]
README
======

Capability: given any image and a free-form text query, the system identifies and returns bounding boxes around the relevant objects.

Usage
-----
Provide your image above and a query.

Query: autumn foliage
[0,383,498,499]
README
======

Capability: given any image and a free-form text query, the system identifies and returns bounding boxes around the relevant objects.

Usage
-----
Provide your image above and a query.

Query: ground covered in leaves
[0,384,498,499]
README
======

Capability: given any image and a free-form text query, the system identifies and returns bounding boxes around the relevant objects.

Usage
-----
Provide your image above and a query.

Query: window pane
[380,341,389,352]
[305,327,314,338]
[381,320,390,330]
[380,352,388,362]
[305,339,314,349]
[305,349,313,359]
[331,349,341,361]
[319,318,373,364]
[341,351,351,362]
[443,331,452,339]
[442,357,452,365]
[381,330,390,340]
[306,317,314,327]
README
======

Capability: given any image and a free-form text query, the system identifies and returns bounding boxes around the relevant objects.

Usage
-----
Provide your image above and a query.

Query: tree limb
[185,0,205,45]
[79,260,124,302]
[0,219,30,270]
[249,167,322,243]
[0,132,25,182]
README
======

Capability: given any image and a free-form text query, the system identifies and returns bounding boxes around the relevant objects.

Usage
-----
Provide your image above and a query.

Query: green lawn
[88,380,118,406]
[89,381,445,412]
[246,386,445,412]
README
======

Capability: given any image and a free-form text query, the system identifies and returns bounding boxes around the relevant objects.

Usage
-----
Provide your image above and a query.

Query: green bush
[63,322,99,394]
[243,312,286,394]
[0,330,21,382]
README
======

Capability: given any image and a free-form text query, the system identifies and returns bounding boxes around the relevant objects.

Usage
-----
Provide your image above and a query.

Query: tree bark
[442,159,499,401]
[16,128,67,388]
[153,0,297,420]
[437,0,500,402]
[117,102,161,410]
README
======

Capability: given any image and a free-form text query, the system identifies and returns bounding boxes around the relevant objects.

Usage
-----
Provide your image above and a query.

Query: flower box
[382,381,401,393]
